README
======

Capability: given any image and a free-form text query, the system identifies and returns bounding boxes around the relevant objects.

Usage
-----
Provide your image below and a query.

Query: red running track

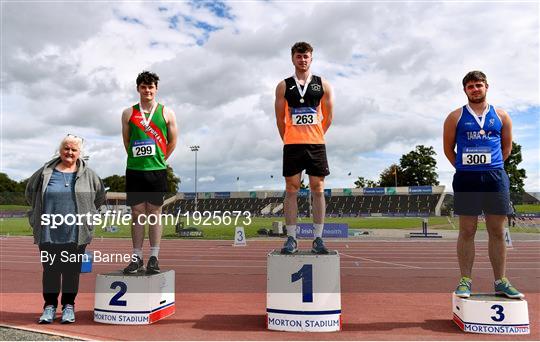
[1,236,539,340]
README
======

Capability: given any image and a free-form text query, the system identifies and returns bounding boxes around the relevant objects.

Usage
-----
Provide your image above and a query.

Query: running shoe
[38,305,56,324]
[146,256,160,275]
[454,277,472,298]
[495,277,524,299]
[123,256,144,274]
[61,304,75,324]
[281,236,298,254]
[311,237,329,254]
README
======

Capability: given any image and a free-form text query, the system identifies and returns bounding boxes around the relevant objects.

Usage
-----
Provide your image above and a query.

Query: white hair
[58,135,85,156]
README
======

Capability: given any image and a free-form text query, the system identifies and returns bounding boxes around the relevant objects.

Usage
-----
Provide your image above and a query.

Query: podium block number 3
[490,304,505,322]
[109,281,128,306]
[291,264,313,303]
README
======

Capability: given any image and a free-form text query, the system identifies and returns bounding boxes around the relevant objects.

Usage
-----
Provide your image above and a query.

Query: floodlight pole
[190,145,200,212]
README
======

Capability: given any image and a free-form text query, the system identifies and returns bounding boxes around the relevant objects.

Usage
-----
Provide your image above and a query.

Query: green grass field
[515,204,540,213]
[3,214,536,240]
[0,205,30,211]
[0,216,452,239]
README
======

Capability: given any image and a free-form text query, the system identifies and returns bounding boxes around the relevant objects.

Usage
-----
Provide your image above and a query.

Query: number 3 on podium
[491,304,505,322]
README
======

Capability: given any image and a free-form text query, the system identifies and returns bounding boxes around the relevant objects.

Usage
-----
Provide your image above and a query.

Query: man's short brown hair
[291,42,313,56]
[136,71,160,87]
[462,71,487,88]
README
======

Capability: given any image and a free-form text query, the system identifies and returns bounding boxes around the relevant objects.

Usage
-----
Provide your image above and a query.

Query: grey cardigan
[25,157,106,246]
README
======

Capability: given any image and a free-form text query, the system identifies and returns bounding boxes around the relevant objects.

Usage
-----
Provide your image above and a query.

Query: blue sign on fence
[405,212,430,217]
[409,186,432,194]
[183,192,196,199]
[215,192,231,199]
[363,187,385,195]
[296,223,349,239]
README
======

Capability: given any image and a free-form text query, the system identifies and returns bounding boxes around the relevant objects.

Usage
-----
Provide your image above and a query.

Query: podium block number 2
[291,264,313,303]
[490,304,505,322]
[109,281,127,306]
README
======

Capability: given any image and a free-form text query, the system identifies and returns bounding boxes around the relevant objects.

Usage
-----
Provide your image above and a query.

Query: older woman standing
[25,135,105,324]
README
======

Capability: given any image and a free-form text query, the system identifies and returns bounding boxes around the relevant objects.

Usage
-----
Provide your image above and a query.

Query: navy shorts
[452,169,511,216]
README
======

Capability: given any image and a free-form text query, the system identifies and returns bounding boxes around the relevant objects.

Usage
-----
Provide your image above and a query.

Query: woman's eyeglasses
[67,134,85,143]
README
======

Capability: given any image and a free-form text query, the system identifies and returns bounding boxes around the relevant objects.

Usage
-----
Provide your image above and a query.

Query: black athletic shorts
[282,144,330,177]
[125,169,168,206]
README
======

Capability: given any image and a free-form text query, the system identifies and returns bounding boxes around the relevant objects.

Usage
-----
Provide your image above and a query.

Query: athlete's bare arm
[163,106,178,160]
[121,107,133,152]
[497,108,513,161]
[275,80,287,141]
[443,108,461,167]
[321,78,334,133]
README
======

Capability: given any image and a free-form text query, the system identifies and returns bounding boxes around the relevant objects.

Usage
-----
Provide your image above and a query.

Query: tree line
[354,145,439,188]
[353,143,526,203]
[0,143,528,204]
[0,166,180,205]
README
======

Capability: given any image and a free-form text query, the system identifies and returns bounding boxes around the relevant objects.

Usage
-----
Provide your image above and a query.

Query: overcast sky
[1,1,538,193]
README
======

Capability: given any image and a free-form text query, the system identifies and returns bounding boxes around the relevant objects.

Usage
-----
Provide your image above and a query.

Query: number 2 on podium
[292,264,313,303]
[109,281,127,306]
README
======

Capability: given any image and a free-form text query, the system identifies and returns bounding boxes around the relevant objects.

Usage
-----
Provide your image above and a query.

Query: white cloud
[2,2,538,194]
[198,176,216,183]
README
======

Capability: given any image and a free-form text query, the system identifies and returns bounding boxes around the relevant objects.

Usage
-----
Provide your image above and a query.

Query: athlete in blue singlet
[443,71,523,299]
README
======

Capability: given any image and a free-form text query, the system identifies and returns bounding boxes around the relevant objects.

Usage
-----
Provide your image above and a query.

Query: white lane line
[2,243,539,250]
[1,260,539,271]
[340,252,422,269]
[4,255,538,266]
[4,245,539,254]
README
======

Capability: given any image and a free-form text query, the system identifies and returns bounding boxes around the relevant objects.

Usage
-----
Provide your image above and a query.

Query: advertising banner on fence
[363,187,385,195]
[409,186,432,194]
[296,223,349,238]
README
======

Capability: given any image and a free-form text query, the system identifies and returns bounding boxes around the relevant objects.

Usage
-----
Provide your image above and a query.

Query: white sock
[150,246,160,258]
[313,223,324,238]
[133,248,143,259]
[286,225,297,239]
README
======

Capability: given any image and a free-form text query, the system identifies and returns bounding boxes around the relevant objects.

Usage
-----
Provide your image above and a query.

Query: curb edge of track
[0,323,94,341]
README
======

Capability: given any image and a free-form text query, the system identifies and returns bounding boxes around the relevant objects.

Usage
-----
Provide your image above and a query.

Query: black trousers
[39,243,86,309]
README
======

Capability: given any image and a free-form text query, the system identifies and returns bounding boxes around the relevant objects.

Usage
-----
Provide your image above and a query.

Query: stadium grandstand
[105,186,447,217]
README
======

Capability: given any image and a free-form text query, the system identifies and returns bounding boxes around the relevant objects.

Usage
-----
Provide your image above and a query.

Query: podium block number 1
[291,264,313,303]
[109,281,128,306]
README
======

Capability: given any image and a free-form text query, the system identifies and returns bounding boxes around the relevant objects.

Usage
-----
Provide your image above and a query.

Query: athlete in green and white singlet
[126,102,168,171]
[121,71,178,275]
